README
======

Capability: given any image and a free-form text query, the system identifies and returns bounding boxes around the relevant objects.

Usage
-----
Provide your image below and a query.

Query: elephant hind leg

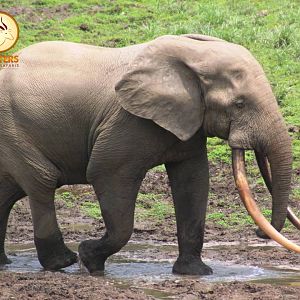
[79,169,144,274]
[2,147,77,270]
[28,187,78,270]
[0,178,26,264]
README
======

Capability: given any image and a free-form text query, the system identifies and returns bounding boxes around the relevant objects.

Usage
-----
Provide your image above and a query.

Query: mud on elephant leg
[166,147,212,275]
[29,188,77,270]
[79,172,143,274]
[0,180,26,265]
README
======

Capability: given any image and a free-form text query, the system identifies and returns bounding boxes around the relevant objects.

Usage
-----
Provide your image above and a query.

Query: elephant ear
[115,36,205,141]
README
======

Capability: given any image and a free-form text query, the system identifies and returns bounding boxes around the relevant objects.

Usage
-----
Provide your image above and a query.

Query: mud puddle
[3,241,300,285]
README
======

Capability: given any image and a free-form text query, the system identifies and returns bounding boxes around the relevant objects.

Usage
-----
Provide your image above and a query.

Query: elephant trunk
[262,124,293,233]
[255,152,300,230]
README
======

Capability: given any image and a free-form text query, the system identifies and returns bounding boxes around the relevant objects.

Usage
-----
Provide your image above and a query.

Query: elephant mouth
[232,149,300,253]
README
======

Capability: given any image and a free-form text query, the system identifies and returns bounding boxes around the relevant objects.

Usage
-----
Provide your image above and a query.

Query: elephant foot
[0,252,12,265]
[256,228,270,239]
[173,256,213,275]
[35,234,78,270]
[78,239,106,275]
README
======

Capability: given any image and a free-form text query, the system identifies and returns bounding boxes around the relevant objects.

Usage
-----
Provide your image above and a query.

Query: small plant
[292,188,300,200]
[273,26,292,49]
[136,193,174,221]
[143,201,173,220]
[81,201,101,219]
[151,165,166,172]
[207,138,231,163]
[207,212,225,220]
[207,211,254,228]
[55,191,77,208]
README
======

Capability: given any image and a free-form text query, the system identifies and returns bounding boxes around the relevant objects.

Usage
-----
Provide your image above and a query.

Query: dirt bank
[2,163,300,299]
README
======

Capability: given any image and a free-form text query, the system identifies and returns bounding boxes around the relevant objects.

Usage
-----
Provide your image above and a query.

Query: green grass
[206,208,296,230]
[55,189,102,219]
[152,165,166,173]
[292,188,300,200]
[81,201,101,219]
[207,138,231,163]
[207,211,254,228]
[55,191,78,208]
[136,193,174,221]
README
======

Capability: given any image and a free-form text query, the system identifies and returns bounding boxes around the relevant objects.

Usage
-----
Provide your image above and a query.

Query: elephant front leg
[166,151,212,275]
[79,171,143,274]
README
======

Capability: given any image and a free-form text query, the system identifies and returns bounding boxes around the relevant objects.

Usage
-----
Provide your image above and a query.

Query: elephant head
[116,34,299,252]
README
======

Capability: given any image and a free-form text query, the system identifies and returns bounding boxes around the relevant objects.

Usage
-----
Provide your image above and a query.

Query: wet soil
[2,162,300,299]
[0,272,153,300]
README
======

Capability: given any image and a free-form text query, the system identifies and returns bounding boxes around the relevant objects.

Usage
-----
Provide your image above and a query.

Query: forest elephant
[0,34,299,275]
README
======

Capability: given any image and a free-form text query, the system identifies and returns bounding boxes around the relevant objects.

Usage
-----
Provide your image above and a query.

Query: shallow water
[2,241,300,285]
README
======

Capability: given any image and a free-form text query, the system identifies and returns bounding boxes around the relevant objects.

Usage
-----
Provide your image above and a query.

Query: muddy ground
[1,163,300,299]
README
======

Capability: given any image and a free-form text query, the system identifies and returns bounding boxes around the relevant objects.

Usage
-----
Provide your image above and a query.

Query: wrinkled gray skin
[0,34,292,275]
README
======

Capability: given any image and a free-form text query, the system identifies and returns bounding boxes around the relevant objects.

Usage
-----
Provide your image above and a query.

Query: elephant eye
[235,99,245,109]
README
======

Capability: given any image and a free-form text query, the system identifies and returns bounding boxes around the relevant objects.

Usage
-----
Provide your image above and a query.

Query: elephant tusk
[287,207,300,230]
[232,149,300,253]
[255,151,300,230]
